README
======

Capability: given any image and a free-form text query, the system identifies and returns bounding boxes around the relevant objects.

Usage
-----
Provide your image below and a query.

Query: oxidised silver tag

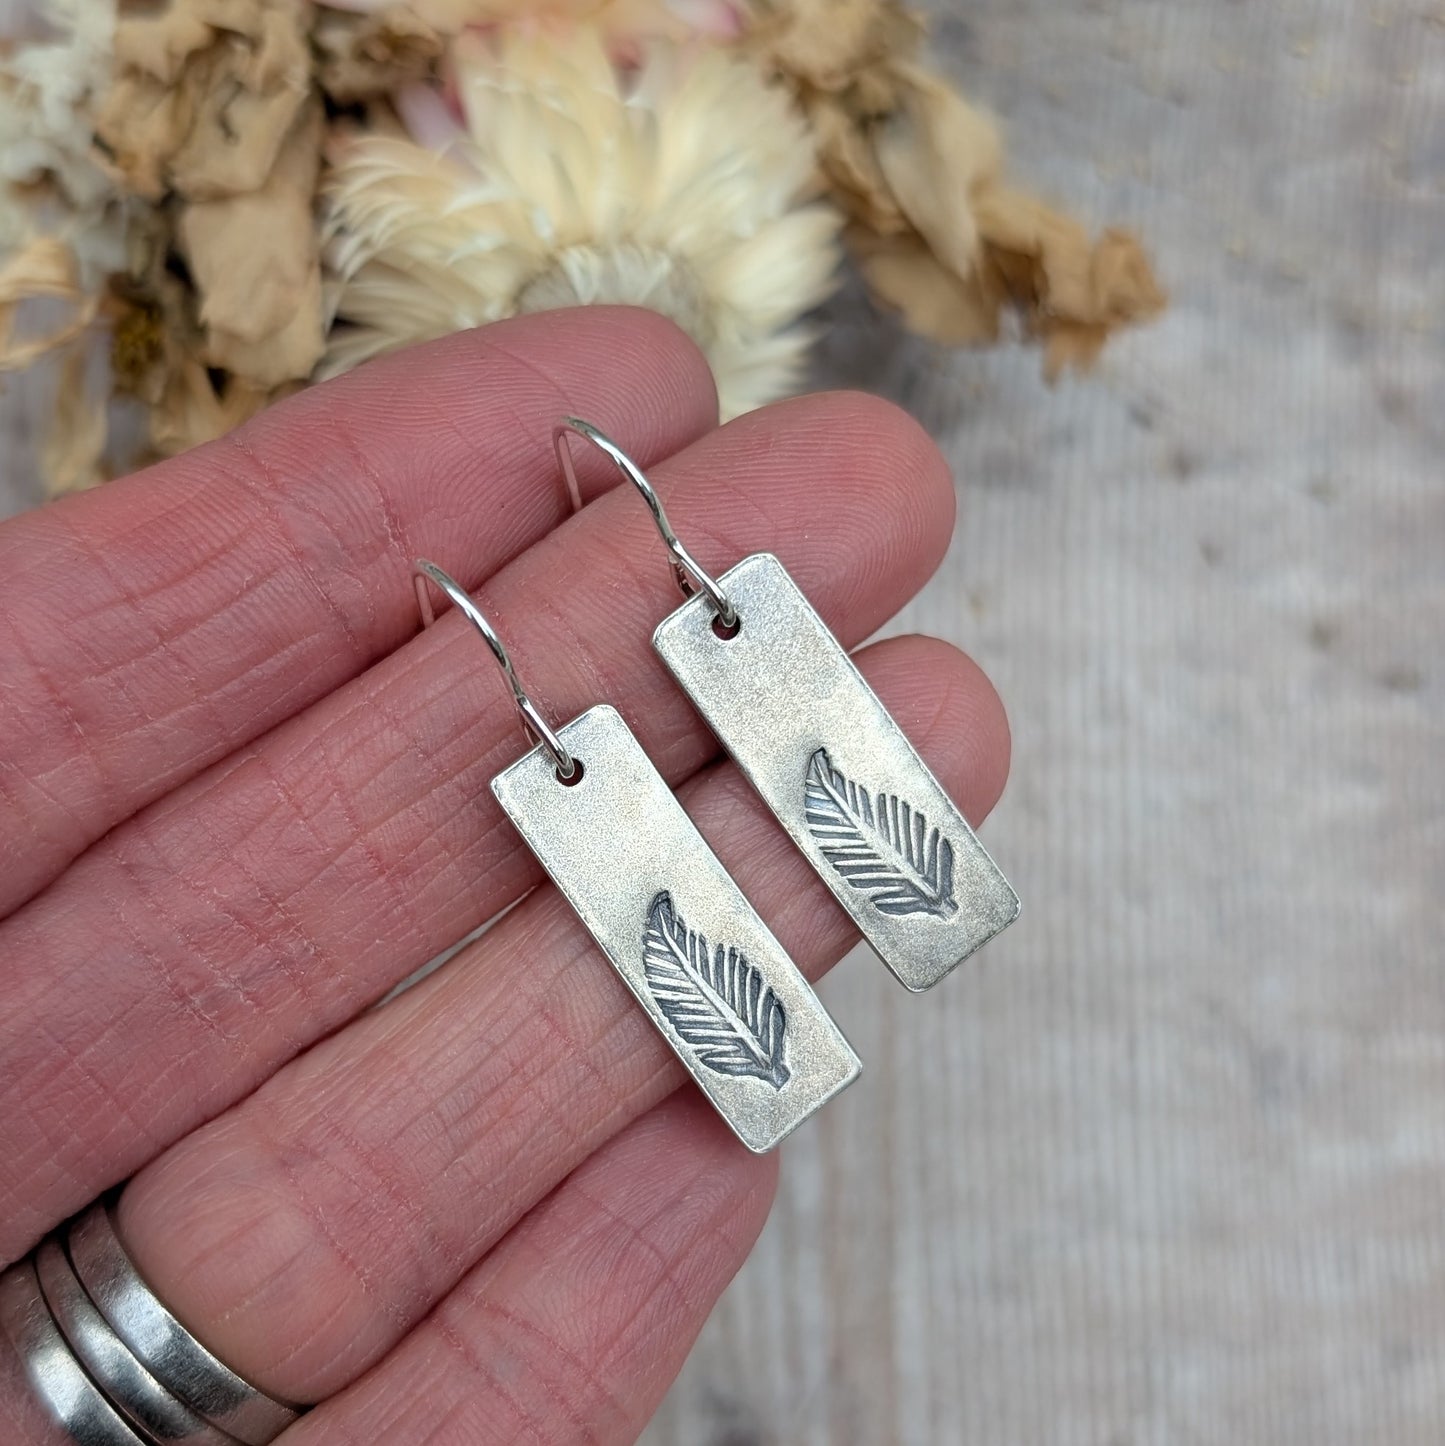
[653,553,1019,993]
[491,704,860,1152]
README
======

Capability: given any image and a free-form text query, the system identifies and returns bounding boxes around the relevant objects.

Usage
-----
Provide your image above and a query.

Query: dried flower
[322,27,840,418]
[0,235,97,367]
[110,225,284,459]
[88,0,327,414]
[746,0,919,99]
[0,0,121,257]
[40,335,109,491]
[748,0,1165,374]
[1,0,126,338]
[93,0,311,202]
[1,0,1164,495]
[0,0,131,490]
[176,101,326,387]
[313,4,445,103]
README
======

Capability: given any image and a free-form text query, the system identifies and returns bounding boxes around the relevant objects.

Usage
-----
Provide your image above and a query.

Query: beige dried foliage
[177,101,326,386]
[847,225,994,345]
[873,61,998,279]
[401,0,711,40]
[746,0,919,95]
[94,0,311,201]
[0,0,123,259]
[149,360,279,456]
[322,27,840,419]
[106,209,284,459]
[0,235,98,368]
[313,5,444,103]
[110,285,280,460]
[79,0,326,447]
[971,188,1167,377]
[41,341,109,492]
[1,0,1166,487]
[747,0,1164,373]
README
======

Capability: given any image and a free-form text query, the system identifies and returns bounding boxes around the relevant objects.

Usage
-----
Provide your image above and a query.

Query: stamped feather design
[642,893,790,1089]
[804,748,959,919]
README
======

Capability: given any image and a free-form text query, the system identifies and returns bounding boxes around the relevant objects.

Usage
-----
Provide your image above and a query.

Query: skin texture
[0,308,1010,1446]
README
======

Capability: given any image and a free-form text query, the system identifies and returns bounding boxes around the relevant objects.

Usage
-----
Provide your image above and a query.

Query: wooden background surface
[3,1,1442,1443]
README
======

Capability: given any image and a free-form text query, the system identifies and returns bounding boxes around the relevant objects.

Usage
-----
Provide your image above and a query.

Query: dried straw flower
[748,0,1165,375]
[94,0,326,387]
[322,27,839,419]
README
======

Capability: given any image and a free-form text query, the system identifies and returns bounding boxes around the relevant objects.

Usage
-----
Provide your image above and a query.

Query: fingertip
[467,307,722,480]
[667,389,957,627]
[797,389,958,582]
[855,633,1012,826]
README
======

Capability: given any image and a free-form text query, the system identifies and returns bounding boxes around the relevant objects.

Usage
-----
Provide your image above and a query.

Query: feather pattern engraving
[642,893,789,1089]
[804,748,959,919]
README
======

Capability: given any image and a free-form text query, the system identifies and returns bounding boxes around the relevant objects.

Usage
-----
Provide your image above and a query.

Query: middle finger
[0,393,955,1261]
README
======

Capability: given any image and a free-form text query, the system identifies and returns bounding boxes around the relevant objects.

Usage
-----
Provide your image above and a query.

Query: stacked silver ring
[0,1199,303,1444]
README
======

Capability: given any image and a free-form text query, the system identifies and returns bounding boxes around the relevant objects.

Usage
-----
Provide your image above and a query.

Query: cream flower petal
[708,205,840,331]
[322,25,839,417]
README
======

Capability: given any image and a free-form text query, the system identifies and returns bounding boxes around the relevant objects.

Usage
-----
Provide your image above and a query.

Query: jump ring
[413,560,577,780]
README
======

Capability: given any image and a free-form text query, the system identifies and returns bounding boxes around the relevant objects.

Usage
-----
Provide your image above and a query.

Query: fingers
[0,308,718,914]
[279,1094,777,1446]
[115,635,1010,1400]
[0,392,957,1259]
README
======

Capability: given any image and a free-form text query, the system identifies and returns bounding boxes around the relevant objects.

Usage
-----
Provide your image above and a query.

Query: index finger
[0,307,717,915]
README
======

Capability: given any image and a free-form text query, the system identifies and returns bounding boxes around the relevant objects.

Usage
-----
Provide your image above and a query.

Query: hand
[0,308,1010,1445]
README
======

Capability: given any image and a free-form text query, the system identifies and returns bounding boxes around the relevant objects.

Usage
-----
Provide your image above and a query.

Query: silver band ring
[68,1201,301,1445]
[34,1237,240,1446]
[0,1259,146,1446]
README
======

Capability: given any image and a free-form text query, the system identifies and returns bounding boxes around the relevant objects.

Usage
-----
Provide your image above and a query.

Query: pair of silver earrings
[414,419,1019,1153]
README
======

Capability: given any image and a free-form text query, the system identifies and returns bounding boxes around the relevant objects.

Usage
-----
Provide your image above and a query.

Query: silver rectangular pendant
[653,553,1019,993]
[491,705,861,1152]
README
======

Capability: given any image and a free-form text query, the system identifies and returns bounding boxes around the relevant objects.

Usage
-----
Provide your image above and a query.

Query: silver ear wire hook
[412,560,577,781]
[554,417,739,631]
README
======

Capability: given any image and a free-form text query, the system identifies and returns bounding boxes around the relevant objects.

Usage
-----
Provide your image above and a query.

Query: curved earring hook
[412,559,577,780]
[554,417,739,630]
